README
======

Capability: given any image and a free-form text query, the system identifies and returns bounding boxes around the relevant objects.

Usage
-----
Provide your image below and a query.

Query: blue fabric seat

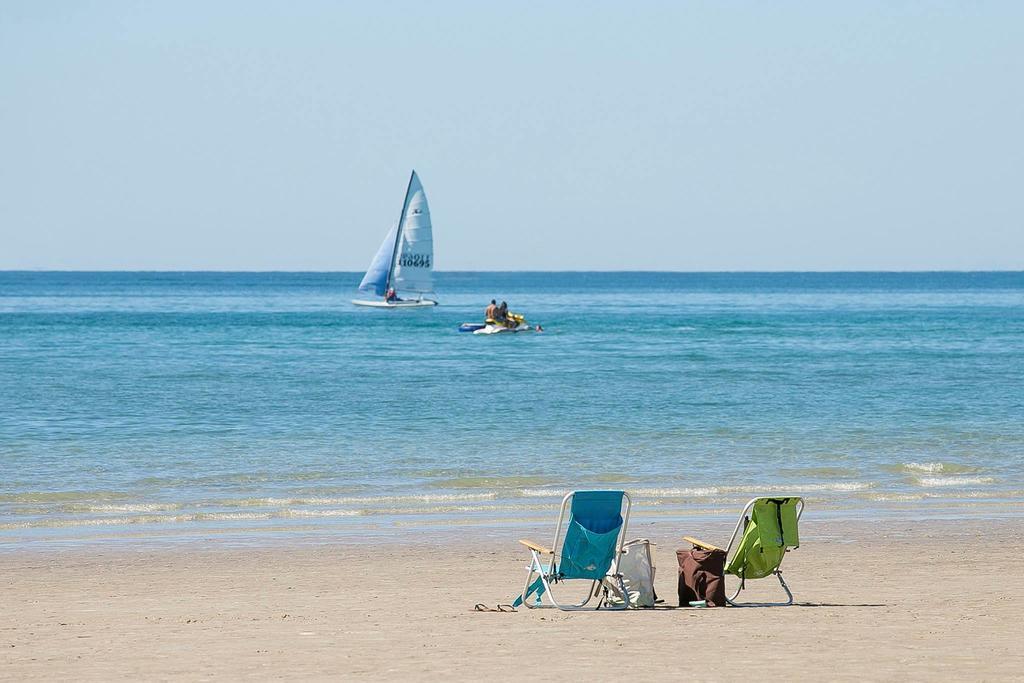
[514,491,631,611]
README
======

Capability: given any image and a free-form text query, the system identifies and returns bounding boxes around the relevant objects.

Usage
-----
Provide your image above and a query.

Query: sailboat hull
[351,298,437,308]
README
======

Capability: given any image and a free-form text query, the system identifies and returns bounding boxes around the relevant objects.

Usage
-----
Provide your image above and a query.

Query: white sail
[390,171,434,294]
[357,223,398,296]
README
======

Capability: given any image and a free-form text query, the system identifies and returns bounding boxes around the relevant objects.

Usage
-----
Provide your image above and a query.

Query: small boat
[352,171,438,308]
[472,313,536,335]
[473,322,534,335]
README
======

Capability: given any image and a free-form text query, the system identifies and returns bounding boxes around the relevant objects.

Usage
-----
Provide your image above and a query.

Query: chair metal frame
[519,491,632,611]
[685,496,804,607]
[725,496,804,606]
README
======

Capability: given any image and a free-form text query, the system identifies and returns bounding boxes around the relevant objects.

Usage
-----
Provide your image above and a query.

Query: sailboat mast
[384,170,417,293]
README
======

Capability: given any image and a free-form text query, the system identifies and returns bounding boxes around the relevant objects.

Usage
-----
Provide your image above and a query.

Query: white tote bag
[612,539,657,607]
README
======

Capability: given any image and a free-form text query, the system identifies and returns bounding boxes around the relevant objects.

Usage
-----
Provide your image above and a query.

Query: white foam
[640,483,871,495]
[866,493,926,502]
[193,512,274,521]
[518,483,873,500]
[78,503,182,513]
[915,476,995,488]
[628,487,722,497]
[792,482,873,492]
[217,492,499,507]
[903,462,947,473]
[282,509,363,518]
[1,514,211,530]
[517,488,571,498]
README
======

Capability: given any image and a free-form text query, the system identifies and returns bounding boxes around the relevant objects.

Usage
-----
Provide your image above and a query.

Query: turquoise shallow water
[1,272,1023,548]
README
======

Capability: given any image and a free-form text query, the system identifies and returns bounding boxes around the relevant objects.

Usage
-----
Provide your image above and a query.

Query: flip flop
[474,603,517,613]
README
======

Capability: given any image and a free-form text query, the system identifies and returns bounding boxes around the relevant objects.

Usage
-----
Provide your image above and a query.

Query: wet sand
[1,516,1021,680]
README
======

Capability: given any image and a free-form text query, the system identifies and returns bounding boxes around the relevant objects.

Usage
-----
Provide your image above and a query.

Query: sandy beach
[4,0,1022,678]
[2,515,1021,681]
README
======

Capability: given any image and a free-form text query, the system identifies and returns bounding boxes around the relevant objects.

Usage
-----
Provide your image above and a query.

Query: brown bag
[677,547,727,607]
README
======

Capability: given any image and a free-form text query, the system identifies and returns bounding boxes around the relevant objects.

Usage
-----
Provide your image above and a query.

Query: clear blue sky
[2,2,1021,270]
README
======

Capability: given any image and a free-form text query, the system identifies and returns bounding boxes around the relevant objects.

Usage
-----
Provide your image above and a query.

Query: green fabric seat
[685,496,804,606]
[726,497,801,581]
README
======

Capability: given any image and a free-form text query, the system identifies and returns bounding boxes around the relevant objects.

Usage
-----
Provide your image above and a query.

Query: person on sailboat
[485,300,497,321]
[385,287,399,302]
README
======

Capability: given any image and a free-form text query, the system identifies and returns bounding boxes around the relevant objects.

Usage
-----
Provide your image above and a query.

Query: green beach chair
[684,496,804,606]
[514,490,632,611]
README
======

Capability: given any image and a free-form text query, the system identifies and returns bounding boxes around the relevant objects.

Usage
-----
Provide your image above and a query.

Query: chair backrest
[553,491,630,580]
[725,496,803,580]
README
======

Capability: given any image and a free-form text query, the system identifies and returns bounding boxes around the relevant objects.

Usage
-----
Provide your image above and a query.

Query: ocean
[2,271,1023,549]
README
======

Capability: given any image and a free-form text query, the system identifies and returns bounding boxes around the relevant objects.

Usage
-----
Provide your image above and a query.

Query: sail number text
[399,254,431,268]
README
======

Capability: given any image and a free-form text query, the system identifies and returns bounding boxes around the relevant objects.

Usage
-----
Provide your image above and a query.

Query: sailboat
[352,170,438,308]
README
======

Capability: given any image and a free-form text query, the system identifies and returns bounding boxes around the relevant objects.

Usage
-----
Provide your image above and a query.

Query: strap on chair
[512,575,547,608]
[737,515,750,590]
[767,498,787,545]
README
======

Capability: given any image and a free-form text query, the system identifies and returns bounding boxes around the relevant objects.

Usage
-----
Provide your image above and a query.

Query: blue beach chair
[514,490,632,611]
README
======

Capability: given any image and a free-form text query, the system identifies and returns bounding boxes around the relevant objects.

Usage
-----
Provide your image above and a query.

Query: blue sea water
[2,271,1023,548]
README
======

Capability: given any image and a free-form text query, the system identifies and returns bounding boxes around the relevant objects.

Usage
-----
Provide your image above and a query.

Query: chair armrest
[683,536,724,552]
[518,539,554,555]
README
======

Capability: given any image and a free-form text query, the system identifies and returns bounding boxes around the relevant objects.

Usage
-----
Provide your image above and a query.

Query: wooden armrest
[683,536,724,552]
[518,539,553,555]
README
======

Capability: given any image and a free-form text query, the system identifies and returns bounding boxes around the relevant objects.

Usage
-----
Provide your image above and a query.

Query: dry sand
[2,516,1022,681]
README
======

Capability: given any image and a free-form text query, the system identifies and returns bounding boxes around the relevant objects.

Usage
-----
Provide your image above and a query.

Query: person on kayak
[485,299,497,321]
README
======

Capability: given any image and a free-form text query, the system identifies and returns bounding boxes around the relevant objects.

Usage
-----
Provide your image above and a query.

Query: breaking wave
[890,462,982,475]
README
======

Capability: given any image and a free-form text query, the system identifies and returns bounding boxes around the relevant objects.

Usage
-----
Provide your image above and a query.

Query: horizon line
[1,269,1023,275]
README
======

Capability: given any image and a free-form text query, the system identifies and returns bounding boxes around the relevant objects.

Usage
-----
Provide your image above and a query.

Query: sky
[1,2,1022,271]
